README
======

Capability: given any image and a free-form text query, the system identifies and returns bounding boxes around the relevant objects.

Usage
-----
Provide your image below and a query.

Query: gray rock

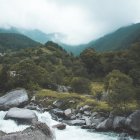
[0,122,54,140]
[81,125,96,129]
[50,108,64,118]
[5,107,38,124]
[25,104,42,112]
[117,133,130,140]
[91,112,98,117]
[96,117,114,131]
[52,123,66,130]
[91,117,105,126]
[113,116,126,130]
[91,112,102,119]
[0,89,28,110]
[31,96,36,102]
[0,131,6,136]
[66,119,86,126]
[83,105,91,111]
[125,110,140,132]
[64,109,73,118]
[84,111,91,116]
[76,113,82,118]
[57,85,72,93]
[69,115,76,120]
[84,117,92,126]
[53,100,64,108]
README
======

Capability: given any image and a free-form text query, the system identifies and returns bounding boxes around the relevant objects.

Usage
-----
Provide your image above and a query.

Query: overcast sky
[0,0,140,45]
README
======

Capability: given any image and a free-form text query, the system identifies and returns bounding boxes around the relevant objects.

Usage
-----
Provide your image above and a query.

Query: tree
[71,77,91,94]
[80,48,103,77]
[13,60,48,89]
[0,65,13,91]
[105,70,134,111]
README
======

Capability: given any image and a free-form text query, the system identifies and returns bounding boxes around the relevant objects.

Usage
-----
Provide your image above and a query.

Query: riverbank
[0,110,135,140]
[0,88,140,140]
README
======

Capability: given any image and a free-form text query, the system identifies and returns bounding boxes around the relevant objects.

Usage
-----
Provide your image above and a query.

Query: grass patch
[36,89,99,110]
[36,89,137,113]
[91,82,104,96]
[94,101,112,112]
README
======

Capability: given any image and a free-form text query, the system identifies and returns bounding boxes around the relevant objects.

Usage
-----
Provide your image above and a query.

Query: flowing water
[0,111,135,140]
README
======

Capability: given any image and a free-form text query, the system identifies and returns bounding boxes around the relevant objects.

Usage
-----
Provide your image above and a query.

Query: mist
[0,0,140,45]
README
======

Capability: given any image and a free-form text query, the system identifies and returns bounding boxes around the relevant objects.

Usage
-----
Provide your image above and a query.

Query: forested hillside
[89,23,140,51]
[0,33,40,52]
[0,40,139,113]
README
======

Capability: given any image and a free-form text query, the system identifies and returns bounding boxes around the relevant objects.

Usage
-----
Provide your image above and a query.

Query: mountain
[88,23,140,52]
[0,27,83,54]
[1,23,140,54]
[0,33,40,52]
[59,43,88,55]
[0,27,65,44]
[61,23,140,54]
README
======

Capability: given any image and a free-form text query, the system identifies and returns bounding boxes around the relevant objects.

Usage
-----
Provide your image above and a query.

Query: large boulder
[113,116,126,130]
[0,122,54,140]
[5,107,38,124]
[125,110,140,132]
[0,89,28,110]
[96,117,114,131]
[91,117,105,126]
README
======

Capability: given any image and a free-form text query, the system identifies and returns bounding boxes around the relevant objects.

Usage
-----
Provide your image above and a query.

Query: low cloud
[0,0,140,45]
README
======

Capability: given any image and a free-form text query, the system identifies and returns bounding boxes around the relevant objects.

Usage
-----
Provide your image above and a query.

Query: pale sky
[0,0,140,45]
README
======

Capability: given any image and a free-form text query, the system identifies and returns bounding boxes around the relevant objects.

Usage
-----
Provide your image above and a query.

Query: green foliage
[94,101,112,112]
[80,48,103,76]
[0,33,40,52]
[90,82,104,100]
[105,70,134,112]
[71,77,91,94]
[90,23,140,52]
[0,38,140,114]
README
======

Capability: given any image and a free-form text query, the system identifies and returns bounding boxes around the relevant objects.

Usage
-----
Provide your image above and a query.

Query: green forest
[0,40,139,114]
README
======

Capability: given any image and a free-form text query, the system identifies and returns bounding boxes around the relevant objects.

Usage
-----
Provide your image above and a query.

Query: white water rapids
[0,111,135,140]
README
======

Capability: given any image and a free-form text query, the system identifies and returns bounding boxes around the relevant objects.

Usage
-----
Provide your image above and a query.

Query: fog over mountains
[0,0,140,45]
[0,23,140,55]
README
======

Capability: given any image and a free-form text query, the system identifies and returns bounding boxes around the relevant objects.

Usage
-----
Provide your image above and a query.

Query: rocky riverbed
[0,89,139,140]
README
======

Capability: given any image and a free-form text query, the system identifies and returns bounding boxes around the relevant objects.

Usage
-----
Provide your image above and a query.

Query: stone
[57,85,72,93]
[5,107,38,124]
[0,89,28,110]
[84,111,91,116]
[125,110,140,132]
[117,133,130,140]
[113,116,126,130]
[96,117,114,131]
[84,117,92,126]
[91,117,105,126]
[31,96,36,102]
[0,131,6,136]
[50,108,64,118]
[0,122,54,140]
[66,119,86,126]
[83,105,91,111]
[25,105,42,112]
[52,123,66,130]
[53,100,64,108]
[64,109,73,118]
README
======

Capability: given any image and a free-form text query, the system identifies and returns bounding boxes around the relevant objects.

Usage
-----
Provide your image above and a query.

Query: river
[0,111,135,140]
